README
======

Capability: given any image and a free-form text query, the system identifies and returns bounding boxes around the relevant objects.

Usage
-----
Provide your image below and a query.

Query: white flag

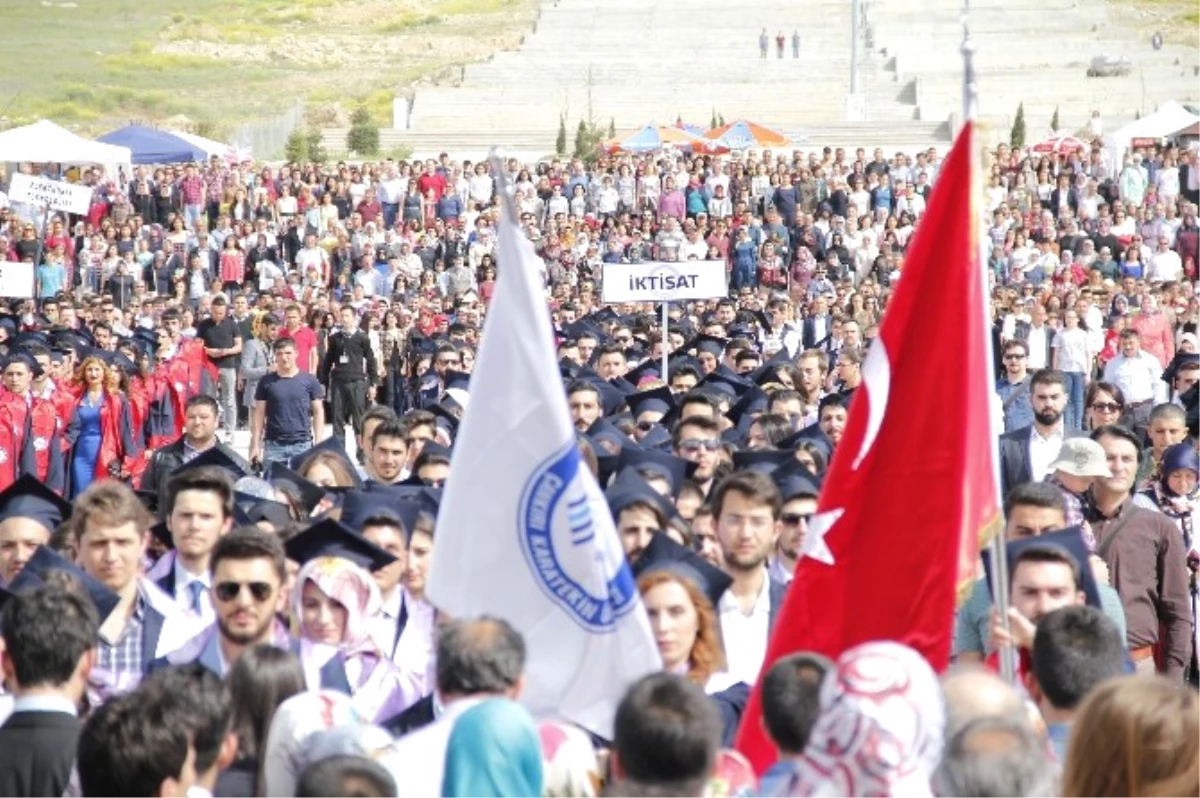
[427,163,661,739]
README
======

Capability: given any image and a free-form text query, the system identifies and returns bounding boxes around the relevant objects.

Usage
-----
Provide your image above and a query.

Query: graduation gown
[64,390,140,496]
[297,638,424,724]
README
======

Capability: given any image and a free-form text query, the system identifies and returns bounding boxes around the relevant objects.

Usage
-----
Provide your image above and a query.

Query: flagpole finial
[488,147,519,223]
[960,0,979,123]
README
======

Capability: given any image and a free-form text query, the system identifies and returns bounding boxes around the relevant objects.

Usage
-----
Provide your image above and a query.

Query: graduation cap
[367,482,442,518]
[416,441,453,461]
[626,385,677,421]
[428,403,461,439]
[576,377,627,416]
[584,307,620,326]
[698,370,754,400]
[8,544,121,622]
[283,518,398,572]
[749,348,794,386]
[667,354,702,378]
[617,446,696,498]
[49,328,92,353]
[1,350,42,378]
[1162,351,1199,387]
[265,462,327,515]
[233,492,296,529]
[559,357,583,380]
[683,333,728,358]
[604,471,677,524]
[339,490,422,539]
[732,449,796,473]
[607,376,637,396]
[981,526,1101,609]
[289,437,364,488]
[624,358,662,387]
[639,424,674,452]
[587,418,634,454]
[725,386,769,427]
[563,321,607,344]
[772,466,821,501]
[631,532,732,610]
[171,447,251,479]
[442,370,471,393]
[408,336,439,358]
[0,474,72,534]
[777,423,833,462]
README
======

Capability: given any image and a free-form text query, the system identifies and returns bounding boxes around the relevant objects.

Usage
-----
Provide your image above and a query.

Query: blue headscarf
[442,699,544,798]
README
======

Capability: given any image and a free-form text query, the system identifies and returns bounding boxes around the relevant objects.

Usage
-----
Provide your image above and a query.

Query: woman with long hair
[637,569,728,690]
[65,354,138,498]
[297,451,359,489]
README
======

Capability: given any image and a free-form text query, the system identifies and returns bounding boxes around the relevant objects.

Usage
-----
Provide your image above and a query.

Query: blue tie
[188,581,205,614]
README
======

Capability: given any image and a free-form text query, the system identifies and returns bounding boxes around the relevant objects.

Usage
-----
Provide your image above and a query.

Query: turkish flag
[733,122,1003,773]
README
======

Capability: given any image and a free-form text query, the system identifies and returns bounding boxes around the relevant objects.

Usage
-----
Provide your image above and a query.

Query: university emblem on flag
[519,443,637,632]
[0,448,8,464]
[32,437,48,452]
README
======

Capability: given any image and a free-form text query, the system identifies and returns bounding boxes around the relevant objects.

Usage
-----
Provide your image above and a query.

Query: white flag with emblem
[427,158,661,738]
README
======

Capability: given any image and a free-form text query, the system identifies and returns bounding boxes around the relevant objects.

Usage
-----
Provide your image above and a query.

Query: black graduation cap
[289,437,364,488]
[428,403,461,439]
[283,518,398,571]
[9,330,50,350]
[0,317,16,337]
[604,471,677,523]
[667,354,702,378]
[631,532,732,610]
[559,357,583,380]
[585,307,620,326]
[639,424,673,452]
[981,526,1101,609]
[1,350,42,378]
[562,321,608,344]
[777,423,833,462]
[624,358,662,387]
[751,308,774,336]
[233,492,296,529]
[683,333,728,358]
[587,418,634,454]
[408,336,439,357]
[1162,351,1199,387]
[171,447,251,479]
[339,490,422,539]
[732,449,796,473]
[725,386,769,427]
[772,467,822,500]
[699,370,754,400]
[626,385,677,420]
[265,462,327,515]
[607,376,637,396]
[9,544,121,622]
[416,441,453,461]
[368,482,442,518]
[749,348,794,386]
[617,446,696,498]
[576,376,627,416]
[0,475,72,533]
[442,370,471,393]
[50,328,93,353]
[727,324,758,342]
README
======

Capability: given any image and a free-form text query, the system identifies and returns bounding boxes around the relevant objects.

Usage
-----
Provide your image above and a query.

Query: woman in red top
[219,235,246,293]
[65,355,139,498]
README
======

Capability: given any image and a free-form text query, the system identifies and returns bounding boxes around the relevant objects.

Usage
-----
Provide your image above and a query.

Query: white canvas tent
[167,129,233,160]
[0,120,132,165]
[1108,101,1200,166]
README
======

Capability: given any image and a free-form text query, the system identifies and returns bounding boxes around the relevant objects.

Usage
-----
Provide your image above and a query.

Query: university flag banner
[427,161,661,739]
[734,121,1002,772]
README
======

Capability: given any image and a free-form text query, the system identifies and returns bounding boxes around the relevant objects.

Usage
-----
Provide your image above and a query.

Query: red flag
[733,121,1002,773]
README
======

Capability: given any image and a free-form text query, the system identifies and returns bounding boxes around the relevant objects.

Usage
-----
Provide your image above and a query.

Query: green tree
[556,114,567,156]
[574,120,589,158]
[284,129,308,163]
[305,128,327,164]
[347,107,380,156]
[718,114,725,126]
[711,108,718,129]
[608,117,616,138]
[1050,106,1060,132]
[1011,102,1026,148]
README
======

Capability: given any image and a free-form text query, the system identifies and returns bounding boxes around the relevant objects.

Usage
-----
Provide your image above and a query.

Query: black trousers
[330,379,368,443]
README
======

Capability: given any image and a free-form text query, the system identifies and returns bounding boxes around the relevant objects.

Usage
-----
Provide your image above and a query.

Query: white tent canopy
[167,129,233,160]
[1111,101,1200,143]
[0,119,132,165]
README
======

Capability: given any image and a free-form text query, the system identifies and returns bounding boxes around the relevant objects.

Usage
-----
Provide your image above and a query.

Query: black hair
[139,664,233,775]
[185,392,220,415]
[613,673,721,795]
[165,465,235,520]
[1003,481,1067,518]
[295,756,397,798]
[1090,423,1144,465]
[228,645,306,795]
[761,652,834,756]
[209,528,287,583]
[1031,605,1126,710]
[1029,368,1067,391]
[370,419,409,448]
[435,616,526,696]
[1010,543,1083,591]
[77,689,192,797]
[566,380,602,400]
[1,581,98,688]
[817,392,849,416]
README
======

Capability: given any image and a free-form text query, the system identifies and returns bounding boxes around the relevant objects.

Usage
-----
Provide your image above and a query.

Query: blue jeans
[263,438,313,469]
[1064,371,1086,430]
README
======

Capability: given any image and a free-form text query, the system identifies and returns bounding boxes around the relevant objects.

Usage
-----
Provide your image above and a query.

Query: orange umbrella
[603,124,716,154]
[703,119,792,150]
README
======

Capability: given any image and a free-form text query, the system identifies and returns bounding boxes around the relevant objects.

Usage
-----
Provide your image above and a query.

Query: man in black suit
[0,582,99,797]
[999,369,1082,497]
[801,296,834,351]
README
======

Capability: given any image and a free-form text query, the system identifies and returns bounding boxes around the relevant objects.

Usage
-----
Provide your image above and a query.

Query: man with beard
[152,529,288,676]
[999,369,1082,496]
[711,471,789,685]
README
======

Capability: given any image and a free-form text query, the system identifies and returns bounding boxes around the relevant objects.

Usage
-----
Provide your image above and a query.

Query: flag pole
[962,0,1014,686]
[660,300,669,381]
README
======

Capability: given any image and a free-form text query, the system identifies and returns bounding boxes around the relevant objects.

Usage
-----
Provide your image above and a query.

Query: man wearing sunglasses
[152,529,289,677]
[768,473,820,586]
[673,416,722,496]
[996,340,1034,432]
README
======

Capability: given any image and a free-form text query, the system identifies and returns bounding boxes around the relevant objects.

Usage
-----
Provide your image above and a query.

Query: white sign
[601,260,728,303]
[7,173,93,215]
[0,263,35,298]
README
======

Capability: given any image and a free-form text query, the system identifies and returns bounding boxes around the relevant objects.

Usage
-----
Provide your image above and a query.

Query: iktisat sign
[8,173,93,215]
[600,260,728,303]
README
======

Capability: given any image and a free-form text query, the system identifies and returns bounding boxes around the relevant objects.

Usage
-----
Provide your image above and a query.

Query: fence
[230,101,304,162]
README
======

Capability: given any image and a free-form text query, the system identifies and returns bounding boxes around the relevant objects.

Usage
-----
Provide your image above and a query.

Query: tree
[556,114,567,156]
[284,129,307,163]
[1050,106,1060,132]
[1010,102,1026,148]
[608,117,616,138]
[711,108,718,129]
[347,107,380,156]
[718,114,726,127]
[305,128,327,164]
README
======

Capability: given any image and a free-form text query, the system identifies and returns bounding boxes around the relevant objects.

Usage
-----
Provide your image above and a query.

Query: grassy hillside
[0,0,537,135]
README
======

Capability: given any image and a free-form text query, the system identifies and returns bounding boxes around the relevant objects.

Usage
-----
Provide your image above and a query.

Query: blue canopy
[96,125,207,164]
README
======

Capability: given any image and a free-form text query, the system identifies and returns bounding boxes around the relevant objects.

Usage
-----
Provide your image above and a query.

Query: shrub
[1011,102,1026,148]
[347,108,380,156]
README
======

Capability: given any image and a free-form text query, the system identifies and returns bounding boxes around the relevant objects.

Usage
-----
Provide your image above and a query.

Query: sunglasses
[1004,353,1026,360]
[679,438,720,453]
[214,581,273,603]
[1089,402,1122,413]
[436,358,459,366]
[781,512,812,526]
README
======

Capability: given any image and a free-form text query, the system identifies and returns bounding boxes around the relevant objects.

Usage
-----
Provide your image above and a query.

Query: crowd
[0,134,1195,798]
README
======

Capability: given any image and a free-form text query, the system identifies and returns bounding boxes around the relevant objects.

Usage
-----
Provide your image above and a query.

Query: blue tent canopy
[96,125,207,164]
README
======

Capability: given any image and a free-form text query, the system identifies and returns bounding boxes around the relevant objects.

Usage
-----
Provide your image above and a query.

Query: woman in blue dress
[66,354,138,498]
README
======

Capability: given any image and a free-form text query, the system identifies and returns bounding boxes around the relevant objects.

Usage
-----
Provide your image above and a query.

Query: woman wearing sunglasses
[1084,381,1126,431]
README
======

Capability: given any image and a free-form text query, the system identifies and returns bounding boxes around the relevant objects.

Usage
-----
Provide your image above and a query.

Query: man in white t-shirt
[1146,236,1183,283]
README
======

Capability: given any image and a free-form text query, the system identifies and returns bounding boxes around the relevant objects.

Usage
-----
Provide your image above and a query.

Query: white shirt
[1028,424,1066,483]
[1103,351,1163,404]
[1147,249,1182,283]
[173,558,215,626]
[718,570,772,686]
[1051,327,1092,373]
[767,554,794,585]
[1026,324,1049,369]
[380,696,489,798]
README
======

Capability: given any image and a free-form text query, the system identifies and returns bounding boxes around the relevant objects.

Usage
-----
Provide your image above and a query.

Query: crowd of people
[0,134,1195,797]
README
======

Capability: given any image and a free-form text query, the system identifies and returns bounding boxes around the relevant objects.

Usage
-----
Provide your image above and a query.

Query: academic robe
[0,389,65,493]
[297,638,424,725]
[64,390,140,496]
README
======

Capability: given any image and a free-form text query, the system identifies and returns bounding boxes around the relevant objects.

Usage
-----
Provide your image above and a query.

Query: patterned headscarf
[787,641,945,797]
[293,556,382,657]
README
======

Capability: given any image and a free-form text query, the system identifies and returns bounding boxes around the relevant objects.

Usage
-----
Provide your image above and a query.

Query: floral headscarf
[293,556,382,657]
[787,641,945,797]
